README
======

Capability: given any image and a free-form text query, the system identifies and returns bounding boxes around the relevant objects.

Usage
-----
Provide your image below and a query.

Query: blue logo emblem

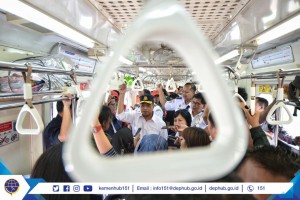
[4,179,20,195]
[84,185,93,192]
[63,185,70,192]
[53,185,59,192]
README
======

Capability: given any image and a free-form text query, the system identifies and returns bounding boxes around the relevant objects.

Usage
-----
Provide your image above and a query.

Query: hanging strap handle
[232,79,247,105]
[16,64,44,135]
[70,69,77,85]
[132,77,144,91]
[266,70,293,125]
[166,78,176,92]
[266,101,293,125]
[21,65,33,108]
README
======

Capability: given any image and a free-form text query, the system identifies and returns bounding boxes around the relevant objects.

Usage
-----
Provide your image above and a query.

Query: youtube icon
[83,185,93,192]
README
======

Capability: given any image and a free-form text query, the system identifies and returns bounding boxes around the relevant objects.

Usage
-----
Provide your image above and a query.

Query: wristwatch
[91,124,102,133]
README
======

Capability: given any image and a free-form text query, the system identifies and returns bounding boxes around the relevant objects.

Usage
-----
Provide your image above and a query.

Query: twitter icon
[53,185,59,192]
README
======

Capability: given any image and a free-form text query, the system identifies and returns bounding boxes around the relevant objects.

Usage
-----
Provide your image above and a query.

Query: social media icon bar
[63,185,70,192]
[73,185,80,192]
[53,185,59,192]
[84,185,93,192]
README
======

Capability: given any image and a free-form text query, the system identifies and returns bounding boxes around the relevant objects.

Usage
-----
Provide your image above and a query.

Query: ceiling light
[119,56,133,65]
[215,49,240,65]
[255,13,300,45]
[109,51,133,65]
[0,0,96,48]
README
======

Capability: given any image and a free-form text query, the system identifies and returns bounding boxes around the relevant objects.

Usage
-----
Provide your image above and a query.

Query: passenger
[179,127,211,149]
[157,82,196,113]
[173,109,192,136]
[117,84,168,140]
[151,90,162,108]
[238,87,248,102]
[169,92,179,100]
[135,134,168,154]
[255,97,275,145]
[237,145,300,200]
[207,105,270,148]
[177,86,183,96]
[43,94,72,150]
[92,105,117,157]
[207,112,217,141]
[106,91,123,138]
[112,127,134,155]
[165,92,180,148]
[241,104,270,148]
[190,93,207,129]
[31,143,92,200]
[173,109,192,146]
[255,97,269,112]
[97,105,113,143]
[135,88,164,119]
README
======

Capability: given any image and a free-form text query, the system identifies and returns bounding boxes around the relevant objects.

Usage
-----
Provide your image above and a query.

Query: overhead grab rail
[266,70,293,125]
[0,90,64,98]
[15,65,44,135]
[239,68,300,80]
[0,61,93,77]
[0,96,70,110]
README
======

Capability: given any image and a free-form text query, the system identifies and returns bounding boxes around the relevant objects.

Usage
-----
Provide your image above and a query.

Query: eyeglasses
[192,101,202,106]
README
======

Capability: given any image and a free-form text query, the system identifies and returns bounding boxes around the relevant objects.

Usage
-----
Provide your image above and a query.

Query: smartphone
[134,128,142,137]
[168,135,178,141]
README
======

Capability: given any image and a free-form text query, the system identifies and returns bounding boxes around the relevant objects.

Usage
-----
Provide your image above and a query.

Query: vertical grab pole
[275,70,285,147]
[250,75,256,116]
[72,95,77,125]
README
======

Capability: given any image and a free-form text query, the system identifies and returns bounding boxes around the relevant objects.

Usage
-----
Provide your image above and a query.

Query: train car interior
[0,0,300,196]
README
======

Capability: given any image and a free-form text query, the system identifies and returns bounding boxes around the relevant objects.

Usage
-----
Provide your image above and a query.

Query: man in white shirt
[134,89,164,119]
[157,82,196,113]
[191,93,207,129]
[117,84,168,140]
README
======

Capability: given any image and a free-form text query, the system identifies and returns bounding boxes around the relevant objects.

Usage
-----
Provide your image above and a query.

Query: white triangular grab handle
[266,101,293,125]
[233,93,247,105]
[166,78,176,92]
[132,77,144,91]
[16,104,44,135]
[63,0,247,182]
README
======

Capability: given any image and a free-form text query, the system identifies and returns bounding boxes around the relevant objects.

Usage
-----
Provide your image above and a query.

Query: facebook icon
[83,185,93,192]
[63,185,70,192]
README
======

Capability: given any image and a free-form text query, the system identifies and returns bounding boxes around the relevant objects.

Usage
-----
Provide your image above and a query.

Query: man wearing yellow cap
[117,84,168,140]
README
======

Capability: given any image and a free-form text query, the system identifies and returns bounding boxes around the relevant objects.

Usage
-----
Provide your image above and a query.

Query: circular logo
[247,185,254,192]
[4,179,20,195]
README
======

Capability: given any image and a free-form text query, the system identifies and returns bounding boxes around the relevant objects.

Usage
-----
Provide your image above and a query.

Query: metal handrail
[0,96,69,110]
[240,68,300,79]
[0,61,93,77]
[0,90,64,98]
